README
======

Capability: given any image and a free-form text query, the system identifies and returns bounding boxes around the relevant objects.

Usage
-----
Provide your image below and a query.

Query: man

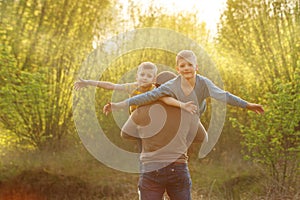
[121,71,207,200]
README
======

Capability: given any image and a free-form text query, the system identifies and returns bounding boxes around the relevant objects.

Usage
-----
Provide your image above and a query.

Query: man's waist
[140,161,187,172]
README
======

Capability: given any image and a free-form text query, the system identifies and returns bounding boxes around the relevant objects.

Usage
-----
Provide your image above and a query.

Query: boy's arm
[96,81,125,90]
[103,101,128,116]
[203,77,247,107]
[74,78,126,91]
[159,97,197,114]
[246,102,265,114]
[128,84,173,106]
[103,83,174,115]
[204,77,264,114]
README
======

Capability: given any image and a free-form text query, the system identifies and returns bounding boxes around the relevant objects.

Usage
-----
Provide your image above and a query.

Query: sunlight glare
[118,0,227,34]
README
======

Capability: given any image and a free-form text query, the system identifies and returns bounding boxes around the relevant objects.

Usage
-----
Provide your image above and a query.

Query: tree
[217,0,300,196]
[240,76,300,197]
[0,0,117,149]
[218,0,299,89]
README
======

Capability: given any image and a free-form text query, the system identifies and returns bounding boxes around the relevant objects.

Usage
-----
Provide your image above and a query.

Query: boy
[74,61,197,114]
[103,50,264,115]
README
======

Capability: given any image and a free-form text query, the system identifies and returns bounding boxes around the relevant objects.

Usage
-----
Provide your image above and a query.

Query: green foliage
[1,1,299,198]
[240,77,300,194]
[0,0,115,149]
[218,0,299,89]
[0,63,49,147]
[129,4,212,52]
[217,0,300,195]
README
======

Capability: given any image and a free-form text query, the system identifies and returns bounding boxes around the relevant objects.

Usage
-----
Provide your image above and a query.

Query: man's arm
[193,121,208,143]
[121,113,140,140]
[159,97,197,114]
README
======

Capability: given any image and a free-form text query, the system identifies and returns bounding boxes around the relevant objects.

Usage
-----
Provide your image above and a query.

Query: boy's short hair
[176,50,197,66]
[137,62,158,75]
[155,71,176,86]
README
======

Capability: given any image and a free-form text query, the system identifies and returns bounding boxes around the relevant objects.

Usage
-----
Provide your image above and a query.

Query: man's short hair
[155,71,176,86]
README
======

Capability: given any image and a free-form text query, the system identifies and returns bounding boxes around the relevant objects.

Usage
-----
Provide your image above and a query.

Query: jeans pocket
[169,166,191,189]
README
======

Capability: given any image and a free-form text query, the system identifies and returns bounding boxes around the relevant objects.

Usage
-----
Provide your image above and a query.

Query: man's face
[176,58,197,80]
[136,69,156,87]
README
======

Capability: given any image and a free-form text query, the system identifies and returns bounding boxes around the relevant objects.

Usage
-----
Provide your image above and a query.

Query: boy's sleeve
[204,78,248,108]
[123,82,137,94]
[127,84,173,106]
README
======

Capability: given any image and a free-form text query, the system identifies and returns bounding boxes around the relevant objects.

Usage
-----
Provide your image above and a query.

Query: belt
[169,162,187,166]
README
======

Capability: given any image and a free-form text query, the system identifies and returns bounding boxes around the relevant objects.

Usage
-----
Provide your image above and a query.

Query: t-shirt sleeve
[121,112,140,140]
[123,82,138,94]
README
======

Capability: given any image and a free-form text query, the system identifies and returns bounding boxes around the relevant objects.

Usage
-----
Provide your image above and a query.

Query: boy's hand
[180,101,197,114]
[103,101,128,116]
[74,78,88,90]
[103,103,112,115]
[246,103,264,114]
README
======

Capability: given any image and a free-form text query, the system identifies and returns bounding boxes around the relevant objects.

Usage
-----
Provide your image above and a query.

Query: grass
[0,141,298,199]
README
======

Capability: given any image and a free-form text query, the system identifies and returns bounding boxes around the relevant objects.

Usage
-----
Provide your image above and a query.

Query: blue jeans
[138,163,192,200]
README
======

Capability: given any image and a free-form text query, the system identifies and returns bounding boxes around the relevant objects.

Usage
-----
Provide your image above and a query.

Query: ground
[0,169,132,200]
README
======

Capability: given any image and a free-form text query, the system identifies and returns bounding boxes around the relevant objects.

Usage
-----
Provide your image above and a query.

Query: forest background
[0,0,299,199]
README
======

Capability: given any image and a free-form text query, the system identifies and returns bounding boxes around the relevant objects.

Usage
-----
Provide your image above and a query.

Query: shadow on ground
[0,169,129,200]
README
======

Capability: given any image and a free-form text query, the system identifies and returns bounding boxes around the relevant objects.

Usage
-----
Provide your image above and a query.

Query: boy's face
[136,69,156,87]
[176,58,197,80]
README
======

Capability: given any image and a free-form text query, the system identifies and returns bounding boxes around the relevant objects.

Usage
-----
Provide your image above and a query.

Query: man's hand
[246,103,264,114]
[74,78,88,90]
[180,101,197,114]
[103,101,128,116]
